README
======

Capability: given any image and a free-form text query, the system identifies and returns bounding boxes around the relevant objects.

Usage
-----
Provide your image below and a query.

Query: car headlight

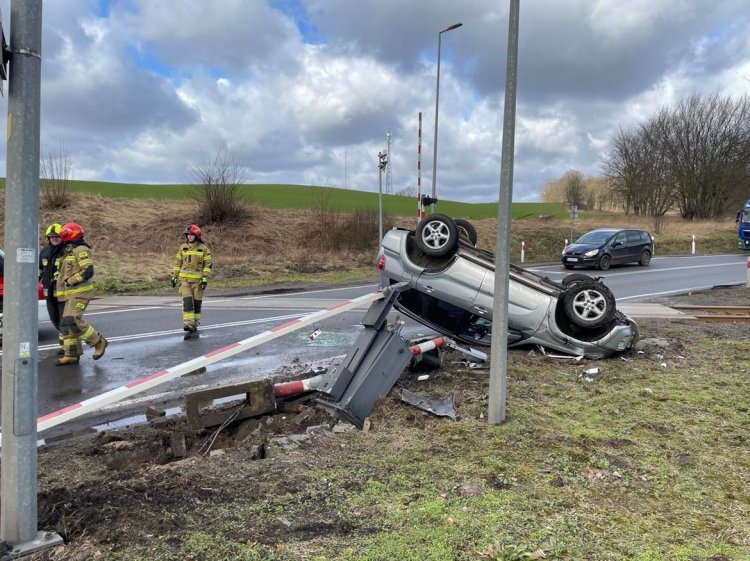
[583,249,599,257]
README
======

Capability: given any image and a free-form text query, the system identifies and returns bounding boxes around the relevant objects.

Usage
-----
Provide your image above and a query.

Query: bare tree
[40,143,72,209]
[562,170,585,209]
[604,93,750,221]
[189,148,250,224]
[663,93,750,219]
[396,185,417,198]
[539,177,565,203]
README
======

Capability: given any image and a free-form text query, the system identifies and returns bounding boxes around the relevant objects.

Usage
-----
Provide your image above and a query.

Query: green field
[4,178,569,220]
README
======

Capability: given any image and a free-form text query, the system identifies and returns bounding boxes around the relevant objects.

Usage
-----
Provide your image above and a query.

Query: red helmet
[59,222,85,242]
[184,224,202,238]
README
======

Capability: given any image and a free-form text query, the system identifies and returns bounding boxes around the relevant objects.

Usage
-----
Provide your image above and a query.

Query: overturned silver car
[378,214,638,359]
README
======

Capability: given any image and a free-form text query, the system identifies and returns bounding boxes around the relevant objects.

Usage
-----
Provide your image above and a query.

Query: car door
[416,255,487,311]
[629,230,646,262]
[609,231,628,264]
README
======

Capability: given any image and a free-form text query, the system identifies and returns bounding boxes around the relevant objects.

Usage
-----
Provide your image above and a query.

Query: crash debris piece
[400,388,458,420]
[538,346,584,361]
[145,406,166,420]
[579,367,601,382]
[170,431,187,458]
[185,379,276,429]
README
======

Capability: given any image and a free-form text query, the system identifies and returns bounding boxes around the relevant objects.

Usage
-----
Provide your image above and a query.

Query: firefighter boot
[57,336,81,365]
[93,336,109,360]
[57,354,80,366]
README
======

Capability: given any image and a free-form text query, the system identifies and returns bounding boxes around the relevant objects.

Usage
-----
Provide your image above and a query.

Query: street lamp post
[430,22,462,214]
[378,151,388,242]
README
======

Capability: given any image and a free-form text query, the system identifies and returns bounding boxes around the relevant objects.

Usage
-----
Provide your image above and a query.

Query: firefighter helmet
[184,224,202,239]
[59,222,85,242]
[45,223,62,237]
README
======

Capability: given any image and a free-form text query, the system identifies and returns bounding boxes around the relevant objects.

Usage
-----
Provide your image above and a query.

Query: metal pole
[1,1,61,555]
[488,0,520,425]
[344,150,347,189]
[378,151,385,243]
[416,112,423,225]
[430,23,462,214]
[378,164,383,242]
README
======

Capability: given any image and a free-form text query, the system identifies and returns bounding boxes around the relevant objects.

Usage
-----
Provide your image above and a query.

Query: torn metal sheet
[446,340,488,362]
[400,388,458,420]
[537,345,584,361]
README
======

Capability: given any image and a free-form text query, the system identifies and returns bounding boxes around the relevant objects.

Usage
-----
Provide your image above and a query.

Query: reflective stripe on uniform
[178,271,202,279]
[56,282,95,297]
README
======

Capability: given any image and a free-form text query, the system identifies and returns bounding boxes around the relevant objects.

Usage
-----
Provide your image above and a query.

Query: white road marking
[19,312,307,356]
[86,306,166,316]
[208,283,379,303]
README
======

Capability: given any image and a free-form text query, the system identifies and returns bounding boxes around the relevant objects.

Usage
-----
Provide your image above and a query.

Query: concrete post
[1,2,61,556]
[488,0,520,425]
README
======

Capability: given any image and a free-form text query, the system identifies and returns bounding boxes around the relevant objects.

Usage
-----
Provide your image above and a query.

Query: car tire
[415,214,459,257]
[561,273,597,287]
[563,263,575,270]
[454,219,478,246]
[639,250,652,266]
[563,279,615,329]
[598,254,611,271]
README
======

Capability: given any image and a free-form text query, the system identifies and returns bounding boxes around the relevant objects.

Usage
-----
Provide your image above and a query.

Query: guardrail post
[746,257,750,288]
[691,235,696,255]
[520,241,525,263]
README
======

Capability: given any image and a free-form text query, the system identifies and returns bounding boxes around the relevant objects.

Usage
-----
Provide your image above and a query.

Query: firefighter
[55,222,108,365]
[171,224,212,334]
[39,223,66,354]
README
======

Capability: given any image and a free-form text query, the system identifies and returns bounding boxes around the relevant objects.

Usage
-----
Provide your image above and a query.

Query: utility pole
[385,130,392,195]
[488,0,520,425]
[378,151,388,242]
[1,2,63,557]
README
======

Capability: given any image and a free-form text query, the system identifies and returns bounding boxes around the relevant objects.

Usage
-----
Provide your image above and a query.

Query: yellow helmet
[45,223,62,237]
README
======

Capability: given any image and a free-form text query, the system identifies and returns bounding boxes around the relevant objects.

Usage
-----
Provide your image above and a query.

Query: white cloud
[0,0,747,201]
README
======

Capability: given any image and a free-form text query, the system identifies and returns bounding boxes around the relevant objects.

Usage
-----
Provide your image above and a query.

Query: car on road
[561,228,653,270]
[0,249,49,335]
[378,214,639,359]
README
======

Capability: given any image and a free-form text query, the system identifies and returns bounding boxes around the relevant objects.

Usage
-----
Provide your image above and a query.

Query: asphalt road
[1,252,747,439]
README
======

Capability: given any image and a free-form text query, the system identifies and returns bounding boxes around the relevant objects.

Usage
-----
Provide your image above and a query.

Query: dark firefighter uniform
[39,223,67,353]
[171,224,212,332]
[55,222,108,365]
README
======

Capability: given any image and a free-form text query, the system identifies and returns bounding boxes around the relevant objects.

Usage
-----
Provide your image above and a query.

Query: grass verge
[28,301,750,561]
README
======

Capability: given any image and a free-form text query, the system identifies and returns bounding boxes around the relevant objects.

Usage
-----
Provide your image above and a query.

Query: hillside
[0,190,740,294]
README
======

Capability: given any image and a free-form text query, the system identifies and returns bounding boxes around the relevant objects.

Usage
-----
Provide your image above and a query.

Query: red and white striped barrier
[0,290,385,447]
[409,337,445,356]
[273,373,328,398]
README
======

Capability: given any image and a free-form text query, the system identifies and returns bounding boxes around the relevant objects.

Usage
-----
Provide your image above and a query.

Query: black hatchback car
[561,228,654,270]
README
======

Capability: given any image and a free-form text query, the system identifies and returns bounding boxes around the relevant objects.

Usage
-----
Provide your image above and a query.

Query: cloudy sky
[1,0,748,203]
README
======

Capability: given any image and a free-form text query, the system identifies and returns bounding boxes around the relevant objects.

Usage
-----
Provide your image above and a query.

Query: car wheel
[598,254,611,271]
[563,279,615,329]
[639,250,652,266]
[415,214,459,256]
[454,219,478,246]
[561,273,597,287]
[563,263,575,270]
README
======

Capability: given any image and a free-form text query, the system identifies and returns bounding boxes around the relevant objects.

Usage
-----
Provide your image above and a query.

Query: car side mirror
[612,241,622,247]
